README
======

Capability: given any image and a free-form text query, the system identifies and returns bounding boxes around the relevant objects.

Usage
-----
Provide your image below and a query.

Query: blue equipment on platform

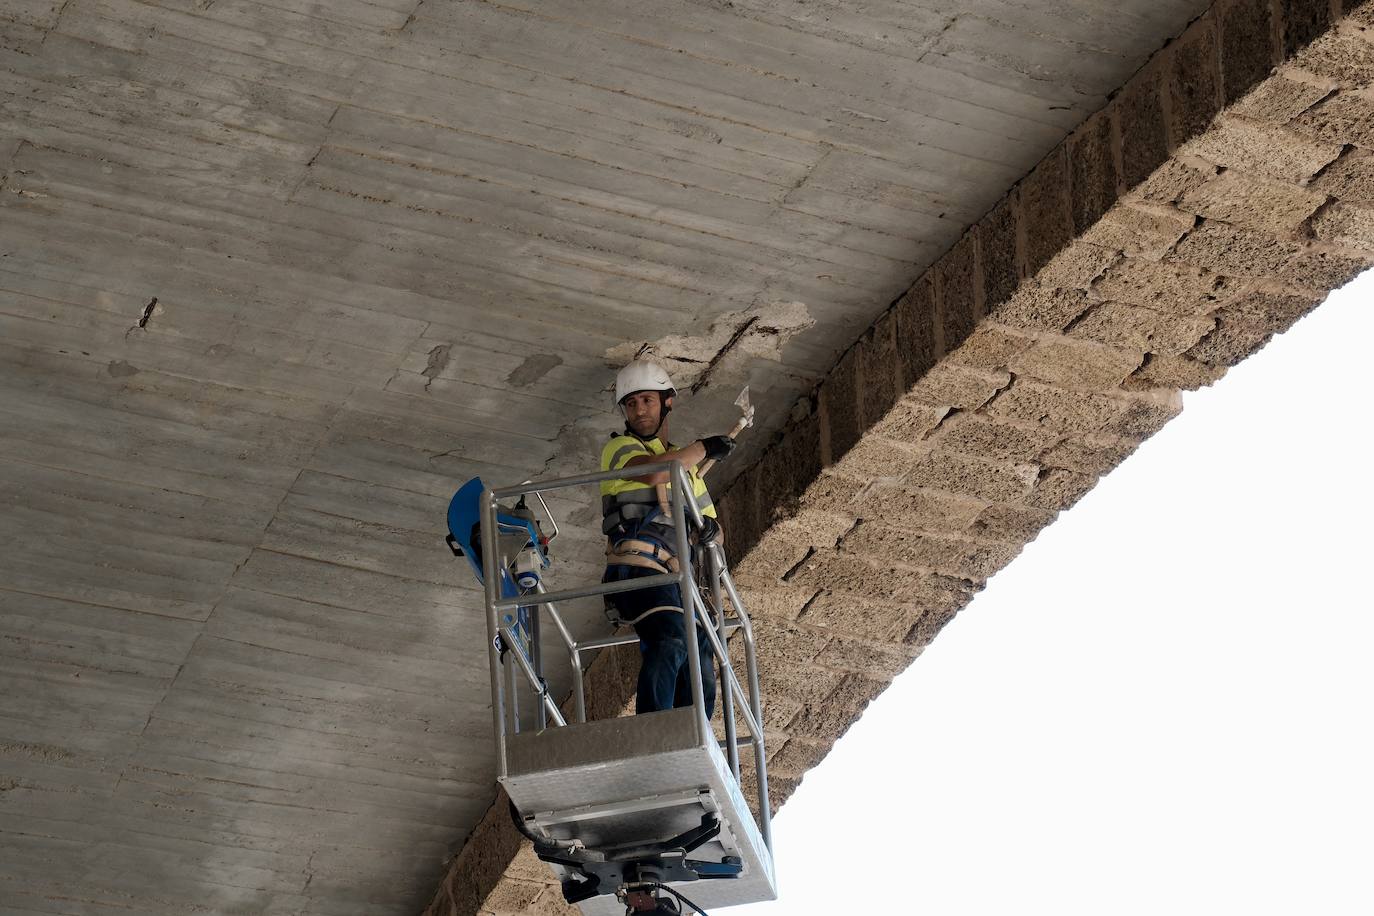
[445,476,551,667]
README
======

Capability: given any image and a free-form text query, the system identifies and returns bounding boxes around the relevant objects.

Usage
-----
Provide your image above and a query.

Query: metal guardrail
[478,460,773,851]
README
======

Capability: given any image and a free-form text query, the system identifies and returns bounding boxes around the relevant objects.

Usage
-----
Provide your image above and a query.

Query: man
[600,360,737,717]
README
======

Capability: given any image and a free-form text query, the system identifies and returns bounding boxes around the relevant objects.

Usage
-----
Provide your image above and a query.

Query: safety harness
[603,429,697,626]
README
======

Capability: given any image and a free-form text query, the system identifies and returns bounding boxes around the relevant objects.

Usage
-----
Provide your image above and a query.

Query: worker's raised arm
[622,440,708,484]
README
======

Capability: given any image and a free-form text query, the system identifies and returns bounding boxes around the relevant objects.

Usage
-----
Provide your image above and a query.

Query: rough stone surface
[1169,18,1224,145]
[1220,0,1281,103]
[1118,67,1171,187]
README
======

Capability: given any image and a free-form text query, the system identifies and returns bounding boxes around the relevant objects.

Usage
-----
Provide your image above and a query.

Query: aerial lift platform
[447,461,776,916]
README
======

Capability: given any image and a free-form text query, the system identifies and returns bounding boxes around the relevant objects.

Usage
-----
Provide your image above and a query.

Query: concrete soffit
[428,0,1374,912]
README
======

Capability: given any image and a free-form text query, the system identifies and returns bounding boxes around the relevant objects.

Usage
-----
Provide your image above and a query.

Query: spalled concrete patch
[604,300,814,393]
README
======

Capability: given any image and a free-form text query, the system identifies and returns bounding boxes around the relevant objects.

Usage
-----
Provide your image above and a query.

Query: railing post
[480,487,508,779]
[670,464,711,747]
[710,549,741,780]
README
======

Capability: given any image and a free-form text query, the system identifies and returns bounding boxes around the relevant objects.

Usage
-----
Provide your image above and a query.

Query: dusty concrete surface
[425,1,1374,913]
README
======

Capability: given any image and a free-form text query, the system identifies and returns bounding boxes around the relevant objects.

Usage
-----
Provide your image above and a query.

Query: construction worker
[600,360,736,717]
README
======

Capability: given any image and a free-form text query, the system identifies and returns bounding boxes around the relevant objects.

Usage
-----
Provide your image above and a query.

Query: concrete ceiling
[0,0,1263,913]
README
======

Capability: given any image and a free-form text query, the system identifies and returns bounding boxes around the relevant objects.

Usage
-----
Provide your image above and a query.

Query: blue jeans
[604,564,716,718]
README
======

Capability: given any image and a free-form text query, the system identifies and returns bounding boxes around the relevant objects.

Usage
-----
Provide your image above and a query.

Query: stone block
[718,473,762,563]
[979,192,1021,311]
[893,276,939,390]
[1189,115,1344,182]
[787,508,863,548]
[1169,17,1224,145]
[1220,0,1281,104]
[969,503,1059,543]
[905,603,964,648]
[506,844,555,884]
[820,347,861,464]
[1020,146,1075,275]
[757,662,846,711]
[1091,256,1237,315]
[1079,201,1196,259]
[1310,147,1374,200]
[758,413,822,523]
[799,470,866,515]
[842,523,1021,580]
[796,589,924,643]
[947,324,1035,370]
[926,413,1063,463]
[904,449,1039,502]
[857,313,899,430]
[1100,390,1185,439]
[1006,337,1144,391]
[852,481,986,530]
[992,282,1093,332]
[735,584,815,621]
[1069,113,1118,233]
[1291,25,1374,83]
[1025,467,1099,511]
[1037,241,1122,289]
[1040,434,1141,475]
[732,528,818,589]
[1168,220,1300,275]
[769,737,831,777]
[1282,0,1334,56]
[1186,311,1285,365]
[938,232,980,349]
[1178,170,1327,235]
[1224,286,1325,324]
[789,551,977,608]
[821,635,917,678]
[482,876,544,913]
[1124,352,1227,390]
[1277,246,1372,289]
[1230,73,1333,122]
[1127,156,1217,204]
[1290,91,1374,147]
[746,616,830,670]
[1117,67,1171,188]
[866,396,947,443]
[786,673,889,742]
[1310,201,1374,249]
[985,379,1126,433]
[760,695,803,731]
[1068,301,1216,355]
[908,363,1012,410]
[829,436,923,482]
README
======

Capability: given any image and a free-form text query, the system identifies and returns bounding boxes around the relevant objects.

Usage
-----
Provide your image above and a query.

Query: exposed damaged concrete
[427,1,1374,912]
[606,300,815,393]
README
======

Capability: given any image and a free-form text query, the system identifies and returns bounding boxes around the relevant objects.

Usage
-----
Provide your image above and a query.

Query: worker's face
[621,391,668,437]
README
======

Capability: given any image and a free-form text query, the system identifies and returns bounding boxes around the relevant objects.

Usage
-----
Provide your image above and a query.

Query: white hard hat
[614,360,675,406]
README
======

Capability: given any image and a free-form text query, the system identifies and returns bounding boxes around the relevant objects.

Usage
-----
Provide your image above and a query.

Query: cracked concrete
[605,300,814,394]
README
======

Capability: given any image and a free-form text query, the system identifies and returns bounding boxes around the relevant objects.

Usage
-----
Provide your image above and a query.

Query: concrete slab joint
[424,0,1374,912]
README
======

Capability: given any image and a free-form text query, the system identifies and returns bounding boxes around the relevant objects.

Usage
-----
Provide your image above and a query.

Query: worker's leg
[672,621,715,719]
[633,608,687,714]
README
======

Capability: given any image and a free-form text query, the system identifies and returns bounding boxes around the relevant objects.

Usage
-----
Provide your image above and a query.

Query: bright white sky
[730,272,1374,916]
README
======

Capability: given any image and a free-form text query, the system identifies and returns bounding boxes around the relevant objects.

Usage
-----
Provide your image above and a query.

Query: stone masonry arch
[428,0,1374,912]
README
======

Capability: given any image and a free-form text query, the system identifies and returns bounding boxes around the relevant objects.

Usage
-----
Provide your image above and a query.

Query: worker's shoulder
[600,432,651,469]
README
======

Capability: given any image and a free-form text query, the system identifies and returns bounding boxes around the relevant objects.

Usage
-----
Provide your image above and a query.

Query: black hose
[653,883,710,916]
[508,799,563,852]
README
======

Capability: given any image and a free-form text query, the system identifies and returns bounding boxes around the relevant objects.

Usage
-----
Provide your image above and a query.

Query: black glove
[694,515,721,544]
[701,435,736,462]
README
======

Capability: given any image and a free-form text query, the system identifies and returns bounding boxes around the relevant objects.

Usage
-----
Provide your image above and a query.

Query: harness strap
[605,540,680,574]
